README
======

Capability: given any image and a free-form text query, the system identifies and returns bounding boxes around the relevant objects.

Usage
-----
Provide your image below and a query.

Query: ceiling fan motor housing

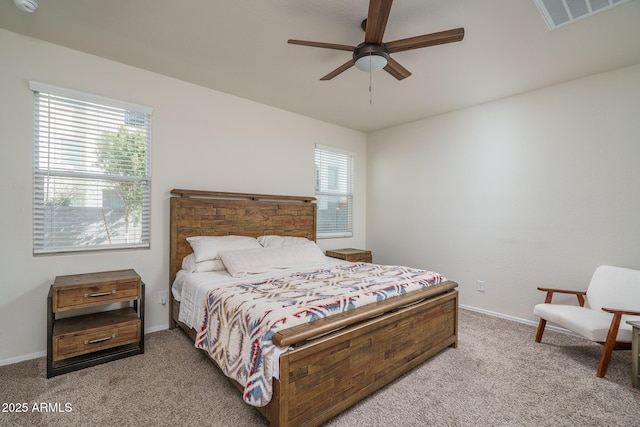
[353,43,390,66]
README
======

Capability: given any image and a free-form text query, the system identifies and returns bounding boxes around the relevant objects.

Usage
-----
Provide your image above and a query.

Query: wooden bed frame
[169,189,459,427]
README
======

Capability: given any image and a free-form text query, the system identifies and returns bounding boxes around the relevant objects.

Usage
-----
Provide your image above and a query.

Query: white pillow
[181,254,226,273]
[257,235,311,248]
[186,235,261,263]
[219,243,327,278]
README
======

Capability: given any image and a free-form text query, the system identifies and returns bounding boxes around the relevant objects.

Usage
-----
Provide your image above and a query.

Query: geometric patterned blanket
[195,262,446,407]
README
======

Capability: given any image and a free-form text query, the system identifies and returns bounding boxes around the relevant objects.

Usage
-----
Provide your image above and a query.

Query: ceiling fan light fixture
[354,54,388,72]
[13,0,38,13]
[353,43,389,73]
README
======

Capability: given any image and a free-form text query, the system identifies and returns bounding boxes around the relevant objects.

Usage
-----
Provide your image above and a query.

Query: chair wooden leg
[596,313,623,378]
[535,319,547,343]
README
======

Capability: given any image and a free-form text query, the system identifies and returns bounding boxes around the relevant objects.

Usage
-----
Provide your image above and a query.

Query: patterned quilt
[194,262,446,407]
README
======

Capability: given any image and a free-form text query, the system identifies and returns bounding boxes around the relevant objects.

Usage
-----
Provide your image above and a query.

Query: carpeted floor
[1,309,638,427]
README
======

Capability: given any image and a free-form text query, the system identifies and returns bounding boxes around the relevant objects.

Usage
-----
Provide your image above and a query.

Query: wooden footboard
[261,288,458,427]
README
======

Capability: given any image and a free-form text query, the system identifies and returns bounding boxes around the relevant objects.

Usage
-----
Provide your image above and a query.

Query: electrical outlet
[476,280,485,292]
[159,290,168,305]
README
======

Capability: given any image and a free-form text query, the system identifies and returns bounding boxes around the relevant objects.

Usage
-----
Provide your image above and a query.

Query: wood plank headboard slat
[171,189,316,203]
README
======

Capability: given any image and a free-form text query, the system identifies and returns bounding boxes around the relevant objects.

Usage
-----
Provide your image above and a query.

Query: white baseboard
[0,351,47,367]
[459,304,578,337]
[145,324,169,334]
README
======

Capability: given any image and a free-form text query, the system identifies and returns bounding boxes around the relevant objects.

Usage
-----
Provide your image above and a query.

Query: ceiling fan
[288,0,464,81]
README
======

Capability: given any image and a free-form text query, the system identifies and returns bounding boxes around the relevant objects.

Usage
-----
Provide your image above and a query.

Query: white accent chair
[533,265,640,378]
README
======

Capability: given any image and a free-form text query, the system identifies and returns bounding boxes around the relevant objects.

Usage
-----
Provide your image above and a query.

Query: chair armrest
[537,287,586,295]
[601,308,640,316]
[537,287,587,306]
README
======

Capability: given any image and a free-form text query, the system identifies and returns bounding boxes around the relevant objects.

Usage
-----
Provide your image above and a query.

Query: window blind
[30,82,152,254]
[315,144,353,238]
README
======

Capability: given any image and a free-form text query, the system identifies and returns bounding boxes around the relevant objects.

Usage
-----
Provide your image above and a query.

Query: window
[30,82,152,254]
[314,144,353,238]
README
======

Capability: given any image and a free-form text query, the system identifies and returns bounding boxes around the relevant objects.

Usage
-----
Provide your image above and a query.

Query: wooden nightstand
[325,248,372,263]
[47,269,145,378]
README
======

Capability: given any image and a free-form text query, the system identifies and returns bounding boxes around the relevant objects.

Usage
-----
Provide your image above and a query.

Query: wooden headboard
[169,189,317,286]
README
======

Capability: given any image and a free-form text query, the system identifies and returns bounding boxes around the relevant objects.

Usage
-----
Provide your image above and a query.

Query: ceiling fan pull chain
[369,53,373,105]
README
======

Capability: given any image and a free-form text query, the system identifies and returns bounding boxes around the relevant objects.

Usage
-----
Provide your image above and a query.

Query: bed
[169,189,459,426]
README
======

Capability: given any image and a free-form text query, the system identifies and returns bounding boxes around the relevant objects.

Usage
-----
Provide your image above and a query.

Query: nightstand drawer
[343,252,372,263]
[53,310,141,361]
[54,280,140,312]
[52,269,141,312]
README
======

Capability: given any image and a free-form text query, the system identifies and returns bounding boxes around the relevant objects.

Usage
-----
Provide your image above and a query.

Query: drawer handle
[84,334,116,345]
[84,290,116,298]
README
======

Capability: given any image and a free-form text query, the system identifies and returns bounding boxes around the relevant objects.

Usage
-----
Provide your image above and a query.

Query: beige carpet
[1,309,639,427]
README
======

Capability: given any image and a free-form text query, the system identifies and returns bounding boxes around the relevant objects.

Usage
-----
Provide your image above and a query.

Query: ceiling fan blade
[384,57,411,80]
[365,0,394,44]
[320,60,355,80]
[386,28,465,53]
[288,39,355,52]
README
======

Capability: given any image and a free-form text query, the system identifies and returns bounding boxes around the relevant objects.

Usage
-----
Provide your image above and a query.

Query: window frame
[30,81,152,255]
[314,144,354,239]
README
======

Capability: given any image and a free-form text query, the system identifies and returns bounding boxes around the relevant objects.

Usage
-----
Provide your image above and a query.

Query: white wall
[367,63,640,322]
[0,29,367,363]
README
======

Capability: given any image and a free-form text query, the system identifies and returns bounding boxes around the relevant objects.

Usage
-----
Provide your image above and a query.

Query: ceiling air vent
[534,0,631,30]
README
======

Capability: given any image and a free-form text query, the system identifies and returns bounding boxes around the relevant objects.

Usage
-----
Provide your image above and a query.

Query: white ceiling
[1,0,639,132]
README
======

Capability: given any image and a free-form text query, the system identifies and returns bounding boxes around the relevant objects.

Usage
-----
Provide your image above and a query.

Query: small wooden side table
[47,269,145,378]
[628,320,640,389]
[325,248,372,263]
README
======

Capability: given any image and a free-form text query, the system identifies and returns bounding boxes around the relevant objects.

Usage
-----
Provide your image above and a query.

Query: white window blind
[315,144,353,238]
[30,82,152,254]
